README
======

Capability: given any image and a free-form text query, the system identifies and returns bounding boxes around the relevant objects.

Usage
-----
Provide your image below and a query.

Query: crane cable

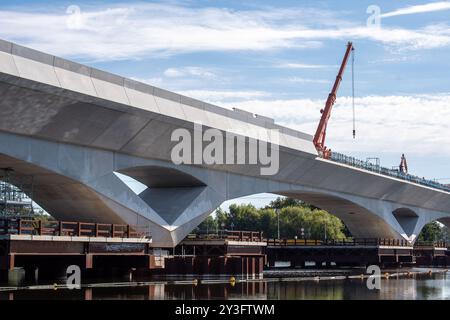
[351,46,356,139]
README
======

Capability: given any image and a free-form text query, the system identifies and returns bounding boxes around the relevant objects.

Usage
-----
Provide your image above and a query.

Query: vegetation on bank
[195,197,348,240]
[195,197,450,242]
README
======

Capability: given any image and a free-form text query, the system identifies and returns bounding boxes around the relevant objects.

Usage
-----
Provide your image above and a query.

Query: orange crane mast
[313,42,354,159]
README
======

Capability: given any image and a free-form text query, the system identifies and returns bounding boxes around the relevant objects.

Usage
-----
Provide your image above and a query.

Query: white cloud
[215,94,450,156]
[164,67,216,78]
[163,68,184,78]
[177,90,270,102]
[288,77,330,84]
[0,3,449,60]
[339,25,450,51]
[381,1,450,18]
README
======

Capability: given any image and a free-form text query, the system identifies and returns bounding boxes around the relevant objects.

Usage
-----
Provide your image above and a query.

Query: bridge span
[0,39,449,247]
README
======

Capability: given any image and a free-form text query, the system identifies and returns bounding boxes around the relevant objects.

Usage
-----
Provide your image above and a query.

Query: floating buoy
[384,273,390,279]
[428,270,433,276]
[229,276,236,286]
[193,279,198,286]
[53,283,58,290]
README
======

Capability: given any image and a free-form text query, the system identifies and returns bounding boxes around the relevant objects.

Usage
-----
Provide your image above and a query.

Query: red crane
[313,42,354,159]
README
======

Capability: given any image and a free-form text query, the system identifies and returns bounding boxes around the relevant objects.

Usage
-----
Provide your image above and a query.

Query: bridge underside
[1,131,448,247]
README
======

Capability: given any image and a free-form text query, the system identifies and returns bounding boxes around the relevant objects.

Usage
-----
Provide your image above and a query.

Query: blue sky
[1,1,450,207]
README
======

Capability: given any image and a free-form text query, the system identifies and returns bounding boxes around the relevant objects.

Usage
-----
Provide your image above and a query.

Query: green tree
[215,207,229,231]
[278,206,346,240]
[193,201,348,240]
[228,203,260,231]
[267,197,303,209]
[195,215,217,234]
[418,221,446,242]
[258,208,277,239]
[266,197,318,210]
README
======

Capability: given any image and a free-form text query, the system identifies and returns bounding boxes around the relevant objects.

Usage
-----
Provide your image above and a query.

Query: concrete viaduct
[0,39,449,247]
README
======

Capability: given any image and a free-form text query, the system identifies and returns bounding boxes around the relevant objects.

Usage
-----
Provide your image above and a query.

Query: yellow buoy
[384,272,390,279]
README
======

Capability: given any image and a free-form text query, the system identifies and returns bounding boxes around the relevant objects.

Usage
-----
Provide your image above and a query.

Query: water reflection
[1,272,448,300]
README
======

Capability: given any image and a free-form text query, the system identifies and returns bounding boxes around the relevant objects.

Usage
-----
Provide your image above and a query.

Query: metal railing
[267,238,413,247]
[0,218,150,239]
[329,152,450,193]
[414,241,448,248]
[186,230,264,242]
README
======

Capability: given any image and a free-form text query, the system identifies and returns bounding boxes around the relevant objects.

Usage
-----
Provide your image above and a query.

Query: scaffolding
[0,168,34,218]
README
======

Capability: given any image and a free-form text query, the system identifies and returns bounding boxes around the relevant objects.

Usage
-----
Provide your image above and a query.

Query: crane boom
[313,42,354,159]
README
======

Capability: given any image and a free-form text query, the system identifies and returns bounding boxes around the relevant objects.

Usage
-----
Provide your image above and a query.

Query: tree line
[194,197,450,242]
[195,197,348,240]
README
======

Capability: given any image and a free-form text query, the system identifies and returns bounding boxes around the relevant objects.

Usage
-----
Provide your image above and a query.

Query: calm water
[1,269,449,300]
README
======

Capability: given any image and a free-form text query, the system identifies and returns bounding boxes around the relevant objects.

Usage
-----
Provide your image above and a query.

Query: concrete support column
[202,257,210,275]
[85,254,93,269]
[243,257,248,276]
[0,254,15,271]
[84,288,93,300]
[184,257,194,275]
[24,266,39,283]
[8,268,25,286]
[250,257,256,278]
[255,257,264,276]
[1,257,6,273]
[218,257,227,275]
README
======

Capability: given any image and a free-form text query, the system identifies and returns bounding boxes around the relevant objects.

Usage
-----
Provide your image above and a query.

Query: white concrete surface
[0,38,449,247]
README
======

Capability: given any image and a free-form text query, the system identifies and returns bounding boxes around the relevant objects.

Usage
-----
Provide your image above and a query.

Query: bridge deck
[330,152,450,193]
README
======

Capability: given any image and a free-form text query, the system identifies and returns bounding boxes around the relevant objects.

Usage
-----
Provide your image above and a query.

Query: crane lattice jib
[313,42,354,159]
